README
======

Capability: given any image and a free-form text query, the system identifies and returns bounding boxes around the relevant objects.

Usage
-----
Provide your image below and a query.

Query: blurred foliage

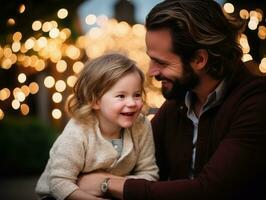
[0,116,59,176]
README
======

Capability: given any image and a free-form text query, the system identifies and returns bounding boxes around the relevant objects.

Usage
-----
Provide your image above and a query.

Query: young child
[35,53,158,200]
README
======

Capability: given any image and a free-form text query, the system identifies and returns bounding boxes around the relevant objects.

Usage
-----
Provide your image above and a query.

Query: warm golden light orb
[57,8,68,19]
[44,76,55,88]
[0,109,4,120]
[85,14,97,25]
[19,4,26,13]
[32,21,42,31]
[18,73,27,83]
[20,104,30,115]
[52,109,62,119]
[223,3,234,13]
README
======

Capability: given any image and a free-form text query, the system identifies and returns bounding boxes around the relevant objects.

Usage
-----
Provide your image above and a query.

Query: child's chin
[121,122,134,128]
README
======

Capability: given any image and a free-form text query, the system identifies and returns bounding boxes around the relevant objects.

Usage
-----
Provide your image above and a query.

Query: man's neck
[192,75,220,117]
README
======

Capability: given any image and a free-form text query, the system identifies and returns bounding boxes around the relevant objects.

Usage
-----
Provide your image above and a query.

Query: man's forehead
[146,29,172,50]
[145,29,176,61]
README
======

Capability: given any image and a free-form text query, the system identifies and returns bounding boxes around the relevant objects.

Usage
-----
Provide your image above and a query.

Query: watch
[100,177,111,194]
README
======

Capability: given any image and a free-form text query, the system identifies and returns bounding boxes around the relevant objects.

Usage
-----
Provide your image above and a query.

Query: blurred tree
[227,0,266,63]
[114,0,136,25]
[0,0,87,126]
[0,0,86,43]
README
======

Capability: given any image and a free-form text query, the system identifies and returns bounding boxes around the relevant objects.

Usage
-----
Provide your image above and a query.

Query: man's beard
[156,64,199,100]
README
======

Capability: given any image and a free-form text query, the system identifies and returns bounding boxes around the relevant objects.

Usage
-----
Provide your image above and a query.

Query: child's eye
[135,93,142,98]
[116,95,125,98]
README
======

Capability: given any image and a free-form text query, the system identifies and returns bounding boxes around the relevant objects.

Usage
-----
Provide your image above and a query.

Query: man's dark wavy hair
[146,0,244,80]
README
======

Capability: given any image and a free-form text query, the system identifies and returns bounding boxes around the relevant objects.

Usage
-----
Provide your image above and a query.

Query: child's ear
[91,100,100,110]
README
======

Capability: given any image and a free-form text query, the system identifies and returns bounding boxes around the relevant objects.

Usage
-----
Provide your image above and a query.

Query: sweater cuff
[51,182,79,200]
[124,179,149,200]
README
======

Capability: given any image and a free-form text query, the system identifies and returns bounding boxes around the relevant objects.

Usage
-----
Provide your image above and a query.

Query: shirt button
[114,145,118,149]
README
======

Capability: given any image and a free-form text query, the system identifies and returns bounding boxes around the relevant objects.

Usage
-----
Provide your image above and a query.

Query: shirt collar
[184,79,226,116]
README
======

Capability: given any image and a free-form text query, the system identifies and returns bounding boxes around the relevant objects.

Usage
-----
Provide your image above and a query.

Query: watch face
[101,178,110,193]
[101,182,108,193]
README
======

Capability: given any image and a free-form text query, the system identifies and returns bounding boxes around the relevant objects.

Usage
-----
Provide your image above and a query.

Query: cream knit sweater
[35,114,158,200]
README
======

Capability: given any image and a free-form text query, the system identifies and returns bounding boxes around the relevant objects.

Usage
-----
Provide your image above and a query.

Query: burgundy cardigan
[123,64,266,200]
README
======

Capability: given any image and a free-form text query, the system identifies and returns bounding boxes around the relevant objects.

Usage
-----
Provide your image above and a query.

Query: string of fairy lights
[0,2,265,123]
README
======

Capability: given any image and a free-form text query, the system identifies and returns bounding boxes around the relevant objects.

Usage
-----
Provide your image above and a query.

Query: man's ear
[190,49,208,71]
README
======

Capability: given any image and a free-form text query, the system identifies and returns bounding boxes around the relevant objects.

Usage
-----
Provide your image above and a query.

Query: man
[77,0,266,199]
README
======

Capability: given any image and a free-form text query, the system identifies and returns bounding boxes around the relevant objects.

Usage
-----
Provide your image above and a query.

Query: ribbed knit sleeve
[48,120,87,200]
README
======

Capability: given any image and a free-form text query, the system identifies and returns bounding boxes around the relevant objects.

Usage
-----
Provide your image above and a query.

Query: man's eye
[152,59,166,66]
[157,61,165,65]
